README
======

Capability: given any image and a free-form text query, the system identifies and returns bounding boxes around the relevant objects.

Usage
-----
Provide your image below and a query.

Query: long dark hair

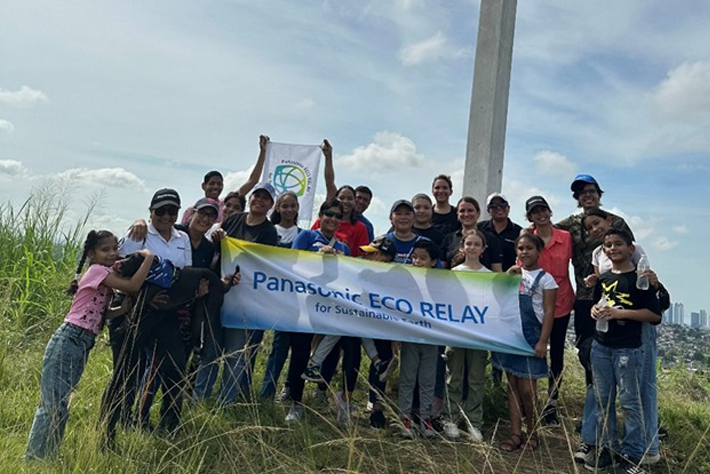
[336,185,358,224]
[223,191,246,213]
[67,230,116,295]
[451,229,487,267]
[270,191,299,225]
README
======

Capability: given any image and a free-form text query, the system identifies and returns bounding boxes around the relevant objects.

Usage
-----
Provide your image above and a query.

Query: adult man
[193,183,278,404]
[477,193,522,272]
[355,185,376,241]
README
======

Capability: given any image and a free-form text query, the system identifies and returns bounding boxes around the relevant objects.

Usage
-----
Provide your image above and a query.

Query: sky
[1,0,709,318]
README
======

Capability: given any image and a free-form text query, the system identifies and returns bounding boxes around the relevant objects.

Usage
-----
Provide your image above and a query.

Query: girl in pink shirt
[26,230,154,460]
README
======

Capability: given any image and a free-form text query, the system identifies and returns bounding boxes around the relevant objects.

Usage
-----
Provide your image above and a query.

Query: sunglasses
[153,206,179,217]
[488,203,508,210]
[196,209,218,220]
[322,209,344,219]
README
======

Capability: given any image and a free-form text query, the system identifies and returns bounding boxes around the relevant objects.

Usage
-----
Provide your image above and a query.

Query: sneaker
[658,425,668,440]
[312,388,329,406]
[443,421,461,440]
[369,410,386,429]
[302,365,325,383]
[276,386,291,403]
[285,404,304,424]
[376,358,398,382]
[542,407,560,427]
[640,453,660,465]
[400,417,415,439]
[584,446,615,471]
[420,418,436,439]
[574,443,592,464]
[612,456,647,474]
[466,425,484,443]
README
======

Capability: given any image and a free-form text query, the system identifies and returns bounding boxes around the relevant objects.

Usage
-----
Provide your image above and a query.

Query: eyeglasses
[196,209,218,221]
[153,206,179,217]
[488,203,508,210]
[322,210,344,219]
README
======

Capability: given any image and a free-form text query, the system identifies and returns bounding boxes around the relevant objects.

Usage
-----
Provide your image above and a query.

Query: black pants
[548,314,570,402]
[284,332,314,403]
[318,337,361,394]
[573,299,595,386]
[368,339,393,405]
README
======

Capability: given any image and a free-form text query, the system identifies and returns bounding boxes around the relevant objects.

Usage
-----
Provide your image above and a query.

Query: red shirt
[522,227,574,318]
[311,219,370,257]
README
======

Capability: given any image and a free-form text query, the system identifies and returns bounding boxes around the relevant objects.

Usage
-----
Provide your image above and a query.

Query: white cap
[486,192,509,207]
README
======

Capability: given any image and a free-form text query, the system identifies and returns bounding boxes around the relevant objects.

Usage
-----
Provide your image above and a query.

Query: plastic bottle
[596,294,609,333]
[636,254,650,290]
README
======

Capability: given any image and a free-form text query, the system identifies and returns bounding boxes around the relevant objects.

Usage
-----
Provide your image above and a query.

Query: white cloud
[399,32,447,66]
[0,85,48,107]
[533,150,577,178]
[0,119,15,134]
[55,167,145,189]
[338,131,424,170]
[652,236,678,252]
[652,61,710,120]
[673,224,689,235]
[0,159,26,176]
[223,168,254,194]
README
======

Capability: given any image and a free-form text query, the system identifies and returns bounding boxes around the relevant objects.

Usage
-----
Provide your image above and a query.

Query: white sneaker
[466,425,484,443]
[640,453,661,465]
[285,404,303,424]
[443,421,460,440]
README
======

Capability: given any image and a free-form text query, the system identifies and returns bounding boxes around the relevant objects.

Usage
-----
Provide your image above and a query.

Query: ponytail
[66,230,116,295]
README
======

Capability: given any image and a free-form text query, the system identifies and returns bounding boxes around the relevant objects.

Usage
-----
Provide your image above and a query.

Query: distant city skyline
[666,302,709,328]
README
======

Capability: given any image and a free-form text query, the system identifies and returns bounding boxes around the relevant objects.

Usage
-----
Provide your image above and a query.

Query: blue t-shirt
[358,215,375,242]
[386,232,430,264]
[292,229,351,256]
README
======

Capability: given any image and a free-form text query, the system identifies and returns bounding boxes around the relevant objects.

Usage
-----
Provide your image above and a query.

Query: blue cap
[570,174,599,192]
[251,182,276,202]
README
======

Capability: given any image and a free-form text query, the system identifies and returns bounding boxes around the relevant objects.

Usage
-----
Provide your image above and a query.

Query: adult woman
[441,196,503,271]
[259,191,301,400]
[523,196,574,426]
[284,199,351,423]
[431,175,460,236]
[312,185,369,257]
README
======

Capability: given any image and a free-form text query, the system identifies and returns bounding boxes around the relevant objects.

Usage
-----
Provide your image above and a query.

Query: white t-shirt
[276,224,300,246]
[452,264,492,273]
[521,268,558,323]
[119,223,192,268]
[592,242,646,275]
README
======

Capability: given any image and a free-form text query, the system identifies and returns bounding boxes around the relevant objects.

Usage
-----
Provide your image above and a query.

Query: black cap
[150,188,181,209]
[194,197,220,213]
[360,235,397,260]
[525,195,550,214]
[390,199,414,214]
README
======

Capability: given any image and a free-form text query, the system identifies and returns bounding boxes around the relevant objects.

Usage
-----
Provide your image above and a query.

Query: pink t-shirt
[64,264,113,335]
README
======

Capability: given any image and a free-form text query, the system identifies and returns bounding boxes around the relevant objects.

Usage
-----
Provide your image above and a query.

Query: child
[443,230,493,442]
[584,228,662,473]
[398,239,440,439]
[491,233,557,452]
[26,231,154,460]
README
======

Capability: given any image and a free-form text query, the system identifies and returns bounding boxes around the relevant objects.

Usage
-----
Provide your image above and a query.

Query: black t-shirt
[432,208,460,236]
[175,224,215,269]
[441,229,503,270]
[412,226,446,248]
[478,219,523,272]
[593,270,662,349]
[221,212,278,246]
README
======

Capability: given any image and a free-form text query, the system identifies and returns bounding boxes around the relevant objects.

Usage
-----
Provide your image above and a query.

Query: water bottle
[596,294,609,333]
[636,254,650,290]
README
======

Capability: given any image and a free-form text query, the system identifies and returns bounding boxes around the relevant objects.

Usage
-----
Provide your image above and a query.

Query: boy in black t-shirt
[585,228,661,472]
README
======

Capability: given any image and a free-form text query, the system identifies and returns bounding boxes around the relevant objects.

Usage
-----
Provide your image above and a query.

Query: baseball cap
[570,174,601,193]
[359,235,397,260]
[251,182,276,202]
[486,192,509,208]
[525,195,550,214]
[150,188,181,209]
[194,197,220,214]
[390,199,414,214]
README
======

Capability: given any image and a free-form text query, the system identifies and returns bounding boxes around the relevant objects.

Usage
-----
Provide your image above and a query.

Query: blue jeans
[26,323,95,459]
[259,331,290,399]
[591,341,645,462]
[193,308,224,401]
[218,328,264,404]
[641,323,659,456]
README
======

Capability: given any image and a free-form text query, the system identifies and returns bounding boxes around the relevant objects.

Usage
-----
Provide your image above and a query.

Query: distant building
[665,305,674,325]
[674,302,685,326]
[691,311,701,328]
[701,309,708,328]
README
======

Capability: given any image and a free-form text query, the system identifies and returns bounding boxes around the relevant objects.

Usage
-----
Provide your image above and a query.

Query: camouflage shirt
[555,211,634,301]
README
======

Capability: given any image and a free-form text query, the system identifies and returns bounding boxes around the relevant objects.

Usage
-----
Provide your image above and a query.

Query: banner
[221,238,533,356]
[260,141,321,221]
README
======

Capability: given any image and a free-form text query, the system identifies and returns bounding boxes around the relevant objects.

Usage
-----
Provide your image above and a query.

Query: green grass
[1,190,709,473]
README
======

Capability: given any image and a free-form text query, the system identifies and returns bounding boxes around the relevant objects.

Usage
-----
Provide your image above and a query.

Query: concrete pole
[462,0,517,207]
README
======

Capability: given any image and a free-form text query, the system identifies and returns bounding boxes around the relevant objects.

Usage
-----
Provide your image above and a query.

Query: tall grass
[0,190,709,473]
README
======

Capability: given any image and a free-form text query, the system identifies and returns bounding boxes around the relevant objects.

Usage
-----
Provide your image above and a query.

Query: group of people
[25,136,669,474]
